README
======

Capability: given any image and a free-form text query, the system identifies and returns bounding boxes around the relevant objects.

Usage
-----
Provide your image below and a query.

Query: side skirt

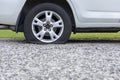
[74,27,120,33]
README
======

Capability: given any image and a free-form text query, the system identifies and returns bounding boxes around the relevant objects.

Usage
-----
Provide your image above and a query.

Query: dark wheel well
[16,0,75,32]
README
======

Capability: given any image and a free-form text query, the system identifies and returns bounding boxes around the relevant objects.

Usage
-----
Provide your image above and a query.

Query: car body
[0,0,120,43]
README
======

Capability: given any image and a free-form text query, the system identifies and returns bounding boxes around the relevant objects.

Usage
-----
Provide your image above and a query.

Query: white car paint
[0,0,120,28]
[67,0,120,28]
[0,0,26,25]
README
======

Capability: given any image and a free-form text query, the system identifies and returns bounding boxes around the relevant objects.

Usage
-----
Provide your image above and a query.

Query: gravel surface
[0,39,120,80]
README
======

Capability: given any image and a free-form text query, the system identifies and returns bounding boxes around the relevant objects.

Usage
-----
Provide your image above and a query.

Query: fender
[16,0,26,32]
[66,0,79,28]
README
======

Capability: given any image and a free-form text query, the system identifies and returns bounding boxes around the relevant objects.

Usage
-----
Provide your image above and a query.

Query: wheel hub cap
[44,22,52,29]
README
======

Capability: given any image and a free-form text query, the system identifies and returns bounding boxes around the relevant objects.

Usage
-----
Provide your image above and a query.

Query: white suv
[0,0,120,44]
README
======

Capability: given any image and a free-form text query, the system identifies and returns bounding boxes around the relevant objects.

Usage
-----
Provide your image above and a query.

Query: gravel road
[0,39,120,80]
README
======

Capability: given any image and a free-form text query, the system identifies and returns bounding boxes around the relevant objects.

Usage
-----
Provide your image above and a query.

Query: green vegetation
[70,32,120,40]
[0,30,120,40]
[0,30,24,39]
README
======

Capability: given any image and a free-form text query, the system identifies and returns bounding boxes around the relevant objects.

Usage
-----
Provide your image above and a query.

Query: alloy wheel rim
[32,11,64,43]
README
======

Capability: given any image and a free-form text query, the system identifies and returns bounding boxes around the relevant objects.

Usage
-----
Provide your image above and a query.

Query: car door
[72,0,120,25]
[0,0,26,25]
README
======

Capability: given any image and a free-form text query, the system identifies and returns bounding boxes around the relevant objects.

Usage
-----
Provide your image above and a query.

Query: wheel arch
[16,0,76,32]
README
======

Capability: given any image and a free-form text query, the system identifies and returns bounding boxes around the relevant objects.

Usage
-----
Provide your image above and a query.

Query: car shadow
[68,39,120,43]
[0,38,120,44]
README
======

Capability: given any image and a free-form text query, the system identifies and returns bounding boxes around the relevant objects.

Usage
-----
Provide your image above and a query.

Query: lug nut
[43,24,46,27]
[47,21,50,24]
[50,24,53,27]
[44,28,47,31]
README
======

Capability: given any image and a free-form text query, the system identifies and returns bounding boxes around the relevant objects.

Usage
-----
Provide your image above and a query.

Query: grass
[0,30,120,40]
[0,30,24,39]
[70,32,120,40]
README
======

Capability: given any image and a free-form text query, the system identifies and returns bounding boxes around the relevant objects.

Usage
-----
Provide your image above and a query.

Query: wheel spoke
[36,30,46,40]
[33,17,44,27]
[52,20,63,28]
[45,11,53,21]
[49,31,58,40]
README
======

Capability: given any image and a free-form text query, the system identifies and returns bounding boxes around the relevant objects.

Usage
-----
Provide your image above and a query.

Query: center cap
[44,22,53,29]
[45,24,51,29]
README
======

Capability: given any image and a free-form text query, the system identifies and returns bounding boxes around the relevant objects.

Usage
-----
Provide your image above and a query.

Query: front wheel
[24,3,72,44]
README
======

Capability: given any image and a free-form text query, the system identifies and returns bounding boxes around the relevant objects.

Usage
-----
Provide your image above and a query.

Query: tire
[24,3,72,44]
